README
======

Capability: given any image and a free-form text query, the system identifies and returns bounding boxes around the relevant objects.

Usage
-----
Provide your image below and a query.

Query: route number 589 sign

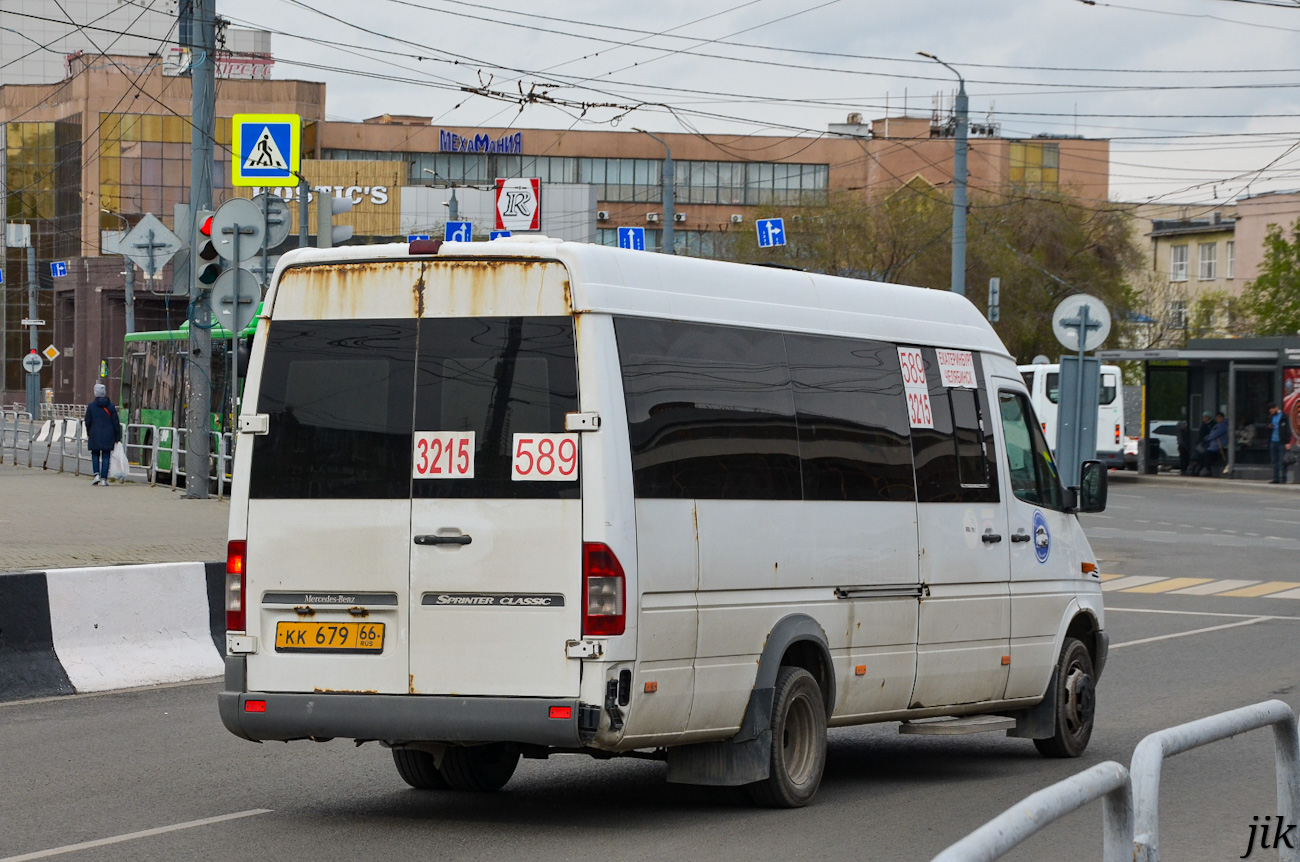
[897,346,934,429]
[512,433,578,481]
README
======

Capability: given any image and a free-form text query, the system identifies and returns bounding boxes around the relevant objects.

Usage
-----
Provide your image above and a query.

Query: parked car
[1123,420,1181,471]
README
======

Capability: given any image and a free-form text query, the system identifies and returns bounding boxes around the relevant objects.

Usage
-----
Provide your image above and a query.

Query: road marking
[1271,587,1300,599]
[1106,607,1282,619]
[1100,573,1124,582]
[1267,518,1300,525]
[1171,579,1261,595]
[1101,575,1167,591]
[0,810,273,861]
[1216,581,1300,598]
[1124,577,1213,594]
[1109,616,1277,650]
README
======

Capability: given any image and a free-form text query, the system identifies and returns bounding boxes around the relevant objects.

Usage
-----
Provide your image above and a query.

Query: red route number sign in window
[897,346,934,429]
[512,433,579,481]
[413,431,475,479]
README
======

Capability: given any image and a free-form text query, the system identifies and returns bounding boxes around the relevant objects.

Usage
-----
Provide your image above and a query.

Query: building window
[1226,240,1235,279]
[1170,245,1189,282]
[579,158,662,203]
[1169,300,1188,329]
[1009,142,1060,191]
[1198,242,1217,280]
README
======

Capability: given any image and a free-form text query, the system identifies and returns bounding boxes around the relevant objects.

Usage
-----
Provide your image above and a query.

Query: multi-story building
[2,53,1112,403]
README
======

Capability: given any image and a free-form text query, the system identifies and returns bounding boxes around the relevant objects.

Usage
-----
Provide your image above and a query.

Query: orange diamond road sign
[42,345,60,362]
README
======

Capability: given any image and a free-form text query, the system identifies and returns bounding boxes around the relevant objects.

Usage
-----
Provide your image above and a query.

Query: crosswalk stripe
[1100,573,1124,582]
[1270,588,1300,599]
[1124,577,1213,594]
[1101,576,1167,592]
[1215,581,1300,598]
[1172,579,1261,595]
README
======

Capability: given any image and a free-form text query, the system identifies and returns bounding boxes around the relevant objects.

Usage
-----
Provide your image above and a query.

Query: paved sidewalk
[0,460,229,571]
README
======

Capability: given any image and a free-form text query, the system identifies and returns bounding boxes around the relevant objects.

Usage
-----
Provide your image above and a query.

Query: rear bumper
[219,659,592,747]
[1096,450,1125,468]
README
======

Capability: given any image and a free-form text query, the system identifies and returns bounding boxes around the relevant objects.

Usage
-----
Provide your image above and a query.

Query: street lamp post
[423,168,458,221]
[634,128,675,254]
[102,208,136,334]
[918,51,968,298]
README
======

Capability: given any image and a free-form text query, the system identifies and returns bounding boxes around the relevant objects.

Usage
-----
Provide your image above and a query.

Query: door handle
[414,534,472,546]
[981,533,1003,544]
[1011,532,1032,543]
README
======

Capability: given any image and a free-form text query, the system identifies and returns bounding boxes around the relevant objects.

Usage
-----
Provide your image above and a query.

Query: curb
[0,562,225,703]
[1110,471,1300,492]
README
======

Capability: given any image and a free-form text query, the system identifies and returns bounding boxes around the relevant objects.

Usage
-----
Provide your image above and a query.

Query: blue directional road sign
[0,269,4,284]
[232,113,301,187]
[756,218,786,248]
[444,221,473,242]
[408,234,430,242]
[617,227,646,251]
[489,230,511,241]
[50,261,68,278]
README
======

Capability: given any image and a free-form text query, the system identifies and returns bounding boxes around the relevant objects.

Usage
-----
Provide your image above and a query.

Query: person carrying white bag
[83,382,123,486]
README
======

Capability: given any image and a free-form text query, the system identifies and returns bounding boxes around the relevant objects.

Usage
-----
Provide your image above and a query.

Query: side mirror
[1076,459,1108,513]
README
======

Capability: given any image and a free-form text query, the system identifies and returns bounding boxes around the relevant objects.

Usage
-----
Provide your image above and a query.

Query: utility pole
[297,174,309,248]
[26,242,39,415]
[185,0,216,499]
[635,128,674,254]
[102,209,135,333]
[918,52,968,297]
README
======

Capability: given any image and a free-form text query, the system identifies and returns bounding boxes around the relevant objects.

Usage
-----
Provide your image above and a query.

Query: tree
[1240,218,1300,336]
[718,184,1142,363]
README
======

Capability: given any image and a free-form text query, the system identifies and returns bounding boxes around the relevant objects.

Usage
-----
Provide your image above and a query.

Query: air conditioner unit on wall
[596,210,610,221]
[673,213,686,223]
[730,214,744,223]
[646,213,660,223]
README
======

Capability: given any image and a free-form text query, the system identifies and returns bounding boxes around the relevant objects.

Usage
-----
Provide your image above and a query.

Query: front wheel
[746,666,827,808]
[1033,636,1096,758]
[439,743,520,792]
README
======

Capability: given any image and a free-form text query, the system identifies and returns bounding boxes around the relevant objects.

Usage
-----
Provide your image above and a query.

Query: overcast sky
[218,0,1300,207]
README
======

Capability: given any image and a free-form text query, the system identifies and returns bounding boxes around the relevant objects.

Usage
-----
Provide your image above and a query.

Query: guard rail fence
[931,699,1300,862]
[1,411,235,499]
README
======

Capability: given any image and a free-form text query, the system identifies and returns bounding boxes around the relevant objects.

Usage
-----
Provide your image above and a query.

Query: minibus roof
[268,237,1012,359]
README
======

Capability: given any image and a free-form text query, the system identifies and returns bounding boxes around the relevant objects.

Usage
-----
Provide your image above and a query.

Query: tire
[1034,636,1097,758]
[439,743,520,792]
[746,666,828,808]
[392,748,449,790]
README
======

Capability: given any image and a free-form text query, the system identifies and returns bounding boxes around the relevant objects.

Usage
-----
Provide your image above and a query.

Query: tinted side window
[251,320,416,499]
[951,387,995,492]
[786,334,914,502]
[1046,372,1061,404]
[1100,372,1118,405]
[910,348,998,503]
[413,317,579,499]
[615,318,801,500]
[999,391,1064,510]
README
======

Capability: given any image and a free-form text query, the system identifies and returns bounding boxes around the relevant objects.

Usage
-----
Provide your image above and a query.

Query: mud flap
[666,687,772,786]
[1005,667,1058,740]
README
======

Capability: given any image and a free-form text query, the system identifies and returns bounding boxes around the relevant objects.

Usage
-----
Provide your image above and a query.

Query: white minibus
[219,238,1109,808]
[1018,362,1126,470]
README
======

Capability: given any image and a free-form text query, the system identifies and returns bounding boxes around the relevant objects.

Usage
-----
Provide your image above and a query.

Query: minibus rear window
[250,320,417,499]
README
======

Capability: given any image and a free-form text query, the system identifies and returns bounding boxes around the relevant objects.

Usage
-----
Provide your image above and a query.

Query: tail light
[1115,423,1121,445]
[226,540,247,633]
[582,542,625,636]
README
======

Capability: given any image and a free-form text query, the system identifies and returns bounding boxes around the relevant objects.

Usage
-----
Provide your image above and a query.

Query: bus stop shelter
[1098,337,1300,480]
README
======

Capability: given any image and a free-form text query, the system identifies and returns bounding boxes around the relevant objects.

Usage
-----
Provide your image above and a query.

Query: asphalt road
[2,476,1298,862]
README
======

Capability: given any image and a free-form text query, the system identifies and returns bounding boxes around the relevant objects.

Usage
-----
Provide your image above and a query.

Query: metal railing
[931,700,1300,862]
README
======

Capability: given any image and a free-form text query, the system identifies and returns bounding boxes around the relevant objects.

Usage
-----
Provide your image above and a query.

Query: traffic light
[316,193,354,248]
[194,209,222,286]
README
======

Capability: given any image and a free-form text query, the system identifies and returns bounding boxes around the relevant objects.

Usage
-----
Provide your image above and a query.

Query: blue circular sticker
[1033,510,1051,564]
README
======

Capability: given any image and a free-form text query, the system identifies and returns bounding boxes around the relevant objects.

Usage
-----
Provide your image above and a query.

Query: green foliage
[715,184,1141,363]
[1240,219,1300,336]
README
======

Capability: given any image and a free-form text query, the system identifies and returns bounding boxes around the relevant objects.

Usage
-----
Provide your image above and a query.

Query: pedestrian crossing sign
[232,114,300,187]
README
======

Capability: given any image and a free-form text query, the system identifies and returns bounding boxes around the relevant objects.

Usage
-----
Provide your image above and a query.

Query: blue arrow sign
[50,261,68,278]
[0,269,5,284]
[408,234,430,242]
[756,218,785,248]
[617,226,646,251]
[489,230,512,241]
[444,221,473,242]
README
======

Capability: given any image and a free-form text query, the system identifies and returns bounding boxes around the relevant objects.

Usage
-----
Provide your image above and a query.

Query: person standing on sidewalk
[83,382,121,486]
[1267,401,1293,484]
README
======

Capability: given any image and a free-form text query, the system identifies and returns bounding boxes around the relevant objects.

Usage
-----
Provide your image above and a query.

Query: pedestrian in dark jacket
[84,382,122,485]
[1267,401,1293,484]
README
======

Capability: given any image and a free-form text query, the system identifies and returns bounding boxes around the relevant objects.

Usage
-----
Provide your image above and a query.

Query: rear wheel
[1034,636,1096,758]
[392,748,448,790]
[746,666,827,808]
[439,743,520,792]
